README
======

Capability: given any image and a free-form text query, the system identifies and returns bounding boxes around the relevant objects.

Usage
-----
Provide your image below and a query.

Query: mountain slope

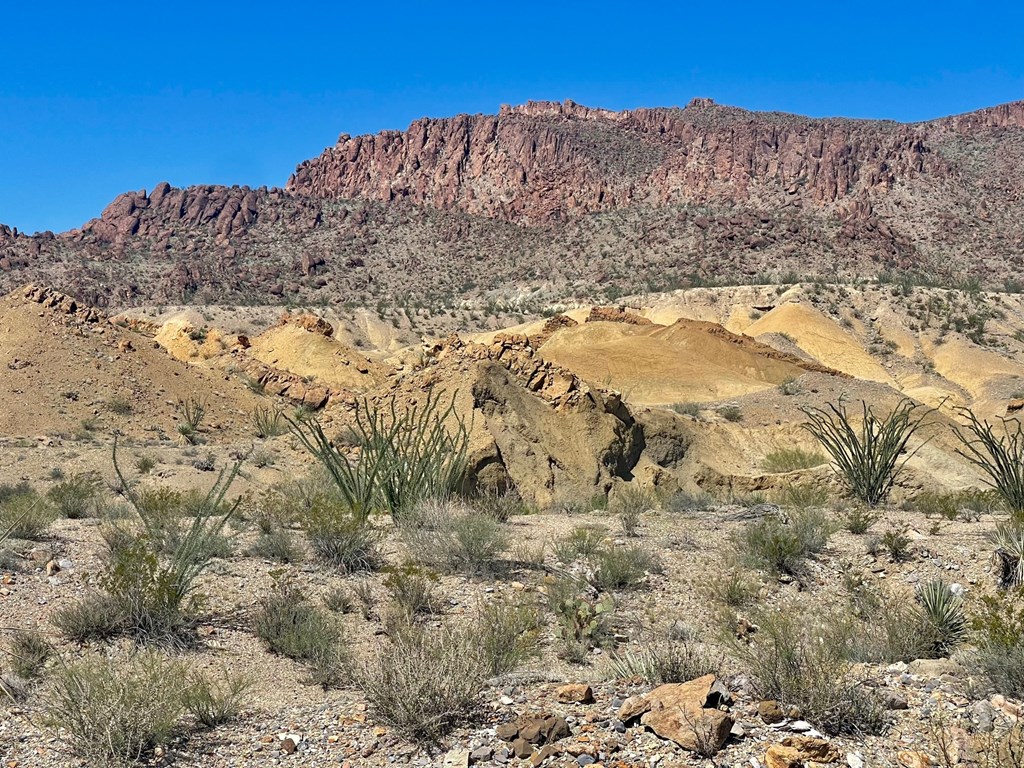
[2,98,1023,307]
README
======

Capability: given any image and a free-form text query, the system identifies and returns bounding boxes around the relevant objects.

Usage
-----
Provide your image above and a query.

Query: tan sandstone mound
[537,317,833,405]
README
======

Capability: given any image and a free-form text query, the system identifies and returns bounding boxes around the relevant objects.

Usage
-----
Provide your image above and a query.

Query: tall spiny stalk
[289,389,469,522]
[800,398,933,507]
[952,409,1024,521]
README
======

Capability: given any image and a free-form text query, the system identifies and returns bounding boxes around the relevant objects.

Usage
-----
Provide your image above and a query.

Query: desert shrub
[841,503,881,534]
[801,398,932,506]
[911,489,1002,521]
[290,390,468,522]
[54,541,196,643]
[351,579,376,619]
[763,448,827,473]
[469,594,543,677]
[607,633,720,684]
[973,588,1024,697]
[776,484,830,510]
[383,565,440,618]
[869,524,913,561]
[134,455,156,474]
[735,508,833,576]
[175,396,206,445]
[0,481,32,505]
[665,490,714,513]
[403,498,507,575]
[322,586,353,614]
[588,545,662,591]
[302,494,379,572]
[359,622,487,742]
[181,669,252,727]
[730,606,885,735]
[547,576,615,663]
[670,402,701,417]
[251,405,286,438]
[45,652,188,767]
[249,529,303,563]
[554,524,609,562]
[106,396,133,415]
[0,487,56,540]
[253,579,347,688]
[719,405,743,422]
[703,566,760,608]
[850,581,964,663]
[7,631,51,680]
[474,488,531,522]
[47,471,103,519]
[953,410,1024,520]
[612,485,651,537]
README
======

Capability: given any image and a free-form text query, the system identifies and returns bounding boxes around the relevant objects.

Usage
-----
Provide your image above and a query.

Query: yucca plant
[800,398,933,507]
[992,522,1024,589]
[916,579,967,657]
[289,389,469,522]
[952,409,1024,521]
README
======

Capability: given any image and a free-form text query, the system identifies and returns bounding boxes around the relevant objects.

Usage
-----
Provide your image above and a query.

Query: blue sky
[2,2,1022,234]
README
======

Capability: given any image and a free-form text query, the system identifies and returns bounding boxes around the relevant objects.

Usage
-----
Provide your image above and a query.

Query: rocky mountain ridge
[2,98,1023,307]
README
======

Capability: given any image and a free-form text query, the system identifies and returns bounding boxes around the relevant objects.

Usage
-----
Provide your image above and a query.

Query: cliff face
[3,98,1024,307]
[286,98,1024,225]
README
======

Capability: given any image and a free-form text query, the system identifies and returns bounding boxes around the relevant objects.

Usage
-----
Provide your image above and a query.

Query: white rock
[847,752,865,768]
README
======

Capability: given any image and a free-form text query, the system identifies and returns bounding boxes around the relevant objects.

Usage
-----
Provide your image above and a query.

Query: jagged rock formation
[3,99,1024,306]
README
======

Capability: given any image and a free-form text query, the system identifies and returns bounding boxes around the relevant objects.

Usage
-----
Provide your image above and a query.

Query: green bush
[553,524,608,562]
[249,529,303,563]
[588,545,662,591]
[607,633,720,685]
[719,405,743,422]
[612,485,651,537]
[973,588,1024,697]
[763,448,827,473]
[302,494,379,572]
[383,565,440,618]
[47,472,102,519]
[735,508,833,576]
[0,488,56,540]
[801,398,932,506]
[469,594,543,677]
[841,503,880,534]
[7,631,51,680]
[45,652,187,767]
[670,402,701,418]
[870,524,913,561]
[181,669,252,727]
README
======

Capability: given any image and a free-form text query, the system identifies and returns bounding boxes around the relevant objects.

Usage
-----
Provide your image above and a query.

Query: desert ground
[1,277,1024,767]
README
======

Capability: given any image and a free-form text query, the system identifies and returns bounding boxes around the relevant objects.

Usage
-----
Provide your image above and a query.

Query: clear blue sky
[2,2,1022,234]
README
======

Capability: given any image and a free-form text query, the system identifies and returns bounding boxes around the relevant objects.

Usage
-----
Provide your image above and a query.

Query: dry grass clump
[402,498,508,575]
[253,578,348,688]
[361,595,540,741]
[588,545,663,591]
[729,605,886,735]
[762,448,827,473]
[734,508,833,576]
[45,652,188,767]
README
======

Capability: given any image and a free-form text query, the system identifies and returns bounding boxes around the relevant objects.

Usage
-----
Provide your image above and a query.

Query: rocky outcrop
[286,97,985,225]
[4,99,1024,307]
